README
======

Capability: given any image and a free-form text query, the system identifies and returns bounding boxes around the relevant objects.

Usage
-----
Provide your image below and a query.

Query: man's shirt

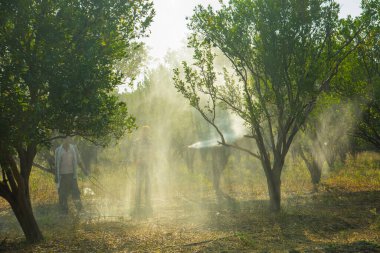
[60,147,74,174]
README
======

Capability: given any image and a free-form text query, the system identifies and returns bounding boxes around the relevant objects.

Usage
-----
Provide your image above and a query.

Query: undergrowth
[0,152,379,252]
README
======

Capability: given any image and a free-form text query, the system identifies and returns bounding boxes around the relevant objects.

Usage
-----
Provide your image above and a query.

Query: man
[132,126,153,218]
[55,137,88,214]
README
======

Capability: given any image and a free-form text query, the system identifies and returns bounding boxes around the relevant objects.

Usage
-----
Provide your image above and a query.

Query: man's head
[140,125,151,140]
[63,136,73,148]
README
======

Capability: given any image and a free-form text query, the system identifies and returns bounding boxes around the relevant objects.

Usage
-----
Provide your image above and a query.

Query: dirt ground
[1,153,380,252]
[0,187,379,252]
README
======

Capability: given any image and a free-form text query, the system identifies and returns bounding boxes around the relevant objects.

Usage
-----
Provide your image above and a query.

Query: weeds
[0,152,379,252]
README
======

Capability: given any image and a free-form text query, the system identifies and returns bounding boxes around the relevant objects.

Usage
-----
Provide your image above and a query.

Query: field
[0,152,379,252]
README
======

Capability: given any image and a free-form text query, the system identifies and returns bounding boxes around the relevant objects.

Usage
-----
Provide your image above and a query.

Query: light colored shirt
[59,147,74,174]
[55,144,82,187]
[134,137,151,166]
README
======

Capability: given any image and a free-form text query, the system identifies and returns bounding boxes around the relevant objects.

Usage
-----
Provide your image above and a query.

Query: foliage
[0,0,154,242]
[174,0,362,211]
[354,0,380,149]
[292,94,359,187]
[0,0,154,147]
[331,0,380,150]
[325,152,380,191]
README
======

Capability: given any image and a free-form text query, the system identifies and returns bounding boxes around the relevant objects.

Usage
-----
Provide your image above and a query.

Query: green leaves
[0,0,153,149]
[328,0,380,150]
[174,0,365,170]
[174,39,218,118]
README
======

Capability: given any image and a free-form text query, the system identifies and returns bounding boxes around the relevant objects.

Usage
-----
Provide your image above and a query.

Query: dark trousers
[135,165,152,212]
[58,174,82,213]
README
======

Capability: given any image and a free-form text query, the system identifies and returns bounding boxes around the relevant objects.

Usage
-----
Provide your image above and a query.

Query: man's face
[63,137,72,146]
[142,128,151,141]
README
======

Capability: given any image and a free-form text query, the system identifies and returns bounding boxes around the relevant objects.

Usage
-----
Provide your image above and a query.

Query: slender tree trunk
[307,160,321,192]
[0,147,43,243]
[309,160,321,185]
[211,147,231,204]
[211,149,223,203]
[324,149,335,170]
[254,126,283,212]
[299,148,321,190]
[266,170,281,212]
[212,165,223,203]
[9,189,43,243]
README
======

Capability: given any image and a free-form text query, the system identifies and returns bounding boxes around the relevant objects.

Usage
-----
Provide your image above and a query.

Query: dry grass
[0,152,379,252]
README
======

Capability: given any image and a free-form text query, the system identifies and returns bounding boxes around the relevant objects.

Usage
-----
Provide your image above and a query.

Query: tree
[350,0,380,150]
[174,0,363,211]
[328,0,380,152]
[295,97,357,190]
[0,0,154,243]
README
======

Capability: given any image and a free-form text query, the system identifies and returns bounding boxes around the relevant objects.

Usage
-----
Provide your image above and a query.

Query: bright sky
[143,0,362,65]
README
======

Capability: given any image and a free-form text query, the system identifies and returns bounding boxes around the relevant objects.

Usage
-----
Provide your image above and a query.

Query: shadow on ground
[0,190,379,252]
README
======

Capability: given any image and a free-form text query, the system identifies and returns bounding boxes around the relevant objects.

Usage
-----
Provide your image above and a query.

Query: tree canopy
[0,0,154,242]
[174,0,364,211]
[328,0,380,151]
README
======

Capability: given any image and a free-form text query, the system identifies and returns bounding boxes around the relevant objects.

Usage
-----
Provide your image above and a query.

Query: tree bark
[0,148,43,243]
[299,148,322,187]
[266,170,281,212]
[211,147,231,204]
[9,190,43,243]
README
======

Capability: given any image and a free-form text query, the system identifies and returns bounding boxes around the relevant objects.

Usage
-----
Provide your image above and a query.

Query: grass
[0,152,379,252]
[324,152,380,192]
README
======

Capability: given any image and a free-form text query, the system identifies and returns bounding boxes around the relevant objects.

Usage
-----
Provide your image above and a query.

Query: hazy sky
[143,0,362,64]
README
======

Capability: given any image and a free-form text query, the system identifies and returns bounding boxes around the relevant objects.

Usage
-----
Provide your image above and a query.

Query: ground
[0,153,379,252]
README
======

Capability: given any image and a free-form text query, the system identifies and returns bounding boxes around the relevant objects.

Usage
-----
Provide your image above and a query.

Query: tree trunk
[266,171,281,212]
[299,148,321,189]
[211,149,222,203]
[307,160,321,192]
[211,147,231,204]
[0,147,43,243]
[212,164,223,203]
[9,189,43,243]
[308,160,321,185]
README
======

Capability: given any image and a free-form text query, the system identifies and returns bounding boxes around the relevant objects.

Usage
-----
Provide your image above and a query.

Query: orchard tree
[295,98,357,189]
[330,0,380,151]
[0,0,153,243]
[353,0,380,149]
[174,0,364,211]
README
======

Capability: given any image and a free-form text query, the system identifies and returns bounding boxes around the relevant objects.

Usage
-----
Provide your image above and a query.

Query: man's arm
[74,145,89,176]
[54,147,59,183]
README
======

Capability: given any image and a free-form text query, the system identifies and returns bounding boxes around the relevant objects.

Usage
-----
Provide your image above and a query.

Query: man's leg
[133,168,143,218]
[145,169,152,215]
[58,175,69,214]
[72,178,83,211]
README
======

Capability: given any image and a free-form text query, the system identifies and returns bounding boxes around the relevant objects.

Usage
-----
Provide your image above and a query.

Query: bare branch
[217,141,261,160]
